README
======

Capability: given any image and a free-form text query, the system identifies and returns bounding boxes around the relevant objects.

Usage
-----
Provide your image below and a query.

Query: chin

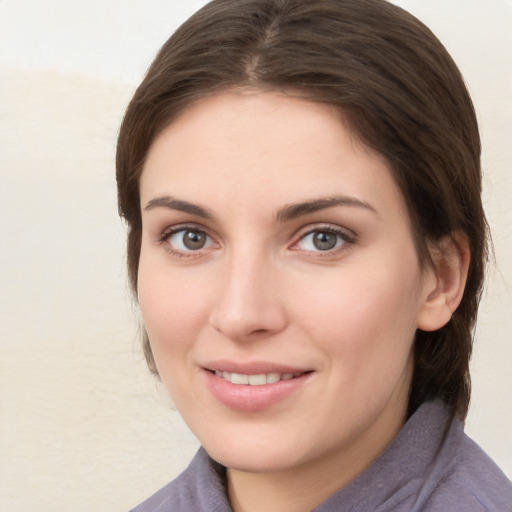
[202,434,307,473]
[214,449,301,474]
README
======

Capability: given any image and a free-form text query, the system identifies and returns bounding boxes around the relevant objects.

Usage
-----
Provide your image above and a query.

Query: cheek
[137,262,214,404]
[137,257,209,361]
[294,260,422,373]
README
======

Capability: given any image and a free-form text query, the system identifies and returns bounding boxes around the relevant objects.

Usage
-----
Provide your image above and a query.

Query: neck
[227,406,407,512]
[227,451,369,512]
[225,360,414,512]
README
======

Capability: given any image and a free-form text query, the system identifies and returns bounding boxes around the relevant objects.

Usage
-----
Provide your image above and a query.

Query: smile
[214,370,303,385]
[204,367,313,412]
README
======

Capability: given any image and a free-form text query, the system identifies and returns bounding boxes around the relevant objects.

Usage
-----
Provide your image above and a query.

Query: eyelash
[290,225,356,257]
[157,224,217,258]
[157,223,356,258]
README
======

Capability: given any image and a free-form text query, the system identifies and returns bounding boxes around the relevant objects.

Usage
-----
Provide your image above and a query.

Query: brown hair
[116,0,488,418]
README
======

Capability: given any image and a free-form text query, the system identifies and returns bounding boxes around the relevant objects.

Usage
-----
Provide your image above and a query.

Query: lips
[214,370,304,385]
[203,361,313,412]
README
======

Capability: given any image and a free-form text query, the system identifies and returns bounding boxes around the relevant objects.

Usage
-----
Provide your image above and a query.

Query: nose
[208,250,288,342]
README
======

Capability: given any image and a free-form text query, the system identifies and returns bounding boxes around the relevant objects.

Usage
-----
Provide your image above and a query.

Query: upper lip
[202,360,312,375]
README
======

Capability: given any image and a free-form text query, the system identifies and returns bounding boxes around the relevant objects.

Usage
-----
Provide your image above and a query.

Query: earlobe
[417,233,470,332]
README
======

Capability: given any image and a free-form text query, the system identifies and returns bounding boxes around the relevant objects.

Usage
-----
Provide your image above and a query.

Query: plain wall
[0,1,510,510]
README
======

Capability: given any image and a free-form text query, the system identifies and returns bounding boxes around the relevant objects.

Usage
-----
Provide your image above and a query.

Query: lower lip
[204,370,312,412]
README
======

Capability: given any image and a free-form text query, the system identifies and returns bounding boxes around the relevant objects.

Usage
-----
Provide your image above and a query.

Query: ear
[416,232,470,332]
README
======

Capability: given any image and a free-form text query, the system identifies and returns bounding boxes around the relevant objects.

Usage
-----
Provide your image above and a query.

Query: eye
[295,228,351,252]
[165,228,215,253]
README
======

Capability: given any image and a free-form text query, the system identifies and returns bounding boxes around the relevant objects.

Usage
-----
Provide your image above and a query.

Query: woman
[116,0,512,510]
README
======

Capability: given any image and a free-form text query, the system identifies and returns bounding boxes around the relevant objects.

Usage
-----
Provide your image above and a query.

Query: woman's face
[138,91,437,477]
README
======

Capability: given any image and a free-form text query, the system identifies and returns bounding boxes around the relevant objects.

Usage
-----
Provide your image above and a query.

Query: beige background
[0,1,510,510]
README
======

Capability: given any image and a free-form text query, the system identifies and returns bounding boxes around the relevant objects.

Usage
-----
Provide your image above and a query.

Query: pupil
[313,232,337,251]
[183,230,206,250]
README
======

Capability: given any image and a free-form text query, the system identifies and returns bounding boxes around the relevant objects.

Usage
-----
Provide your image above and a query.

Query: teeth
[266,372,281,384]
[248,374,266,386]
[215,371,301,385]
[231,373,249,385]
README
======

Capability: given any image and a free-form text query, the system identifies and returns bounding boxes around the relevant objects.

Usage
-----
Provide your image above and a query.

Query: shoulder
[129,448,230,512]
[421,433,512,512]
[129,463,199,512]
[129,477,185,512]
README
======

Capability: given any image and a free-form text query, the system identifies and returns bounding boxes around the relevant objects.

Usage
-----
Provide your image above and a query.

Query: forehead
[140,91,407,220]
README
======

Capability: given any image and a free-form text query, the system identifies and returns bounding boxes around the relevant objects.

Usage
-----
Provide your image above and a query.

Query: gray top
[130,400,512,511]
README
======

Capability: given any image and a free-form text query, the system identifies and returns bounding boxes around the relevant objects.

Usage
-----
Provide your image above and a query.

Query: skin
[137,91,461,512]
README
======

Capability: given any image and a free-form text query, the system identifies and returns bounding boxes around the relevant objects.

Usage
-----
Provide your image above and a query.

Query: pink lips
[202,361,313,412]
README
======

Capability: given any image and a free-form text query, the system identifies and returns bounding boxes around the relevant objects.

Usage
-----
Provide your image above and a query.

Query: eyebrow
[275,196,380,223]
[144,196,215,220]
[143,194,379,222]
